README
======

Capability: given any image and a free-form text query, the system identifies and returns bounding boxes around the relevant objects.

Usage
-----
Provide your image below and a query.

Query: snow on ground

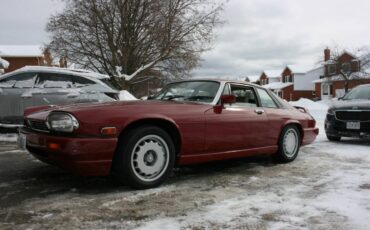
[1,98,370,230]
[134,98,370,230]
[0,133,17,142]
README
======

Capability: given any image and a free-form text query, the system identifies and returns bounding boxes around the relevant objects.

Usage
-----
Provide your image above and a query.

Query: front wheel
[276,125,301,163]
[113,126,175,189]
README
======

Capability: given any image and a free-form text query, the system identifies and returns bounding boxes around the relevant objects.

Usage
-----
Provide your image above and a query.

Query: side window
[222,83,230,95]
[36,73,73,88]
[0,73,37,88]
[229,84,258,108]
[256,88,278,108]
[0,76,17,88]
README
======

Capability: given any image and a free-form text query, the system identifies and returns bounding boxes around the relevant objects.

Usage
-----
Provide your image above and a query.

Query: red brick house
[285,65,320,101]
[260,69,294,101]
[313,48,370,99]
[0,45,45,73]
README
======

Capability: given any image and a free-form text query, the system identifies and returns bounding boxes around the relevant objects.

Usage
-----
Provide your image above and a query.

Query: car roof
[0,66,118,92]
[1,66,110,80]
[169,78,262,88]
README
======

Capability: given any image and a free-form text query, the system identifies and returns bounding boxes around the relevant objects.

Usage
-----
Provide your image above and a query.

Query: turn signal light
[101,127,117,135]
[47,143,60,151]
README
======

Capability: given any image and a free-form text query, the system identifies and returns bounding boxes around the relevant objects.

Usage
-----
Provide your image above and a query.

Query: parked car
[325,84,370,141]
[0,66,119,130]
[19,80,318,188]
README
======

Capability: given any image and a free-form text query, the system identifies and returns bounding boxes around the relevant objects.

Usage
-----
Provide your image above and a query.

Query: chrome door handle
[255,109,264,115]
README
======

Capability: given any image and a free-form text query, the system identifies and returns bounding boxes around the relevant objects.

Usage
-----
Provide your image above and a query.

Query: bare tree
[322,46,370,93]
[46,0,224,89]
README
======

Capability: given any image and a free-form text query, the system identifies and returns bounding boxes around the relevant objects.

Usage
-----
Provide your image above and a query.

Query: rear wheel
[276,125,301,163]
[327,135,341,142]
[113,126,175,189]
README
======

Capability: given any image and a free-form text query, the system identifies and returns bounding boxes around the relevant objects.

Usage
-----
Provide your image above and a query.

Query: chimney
[43,48,53,66]
[324,47,330,62]
[59,57,67,68]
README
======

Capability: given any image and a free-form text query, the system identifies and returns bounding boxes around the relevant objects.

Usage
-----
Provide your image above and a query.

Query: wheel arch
[118,118,182,156]
[280,121,304,144]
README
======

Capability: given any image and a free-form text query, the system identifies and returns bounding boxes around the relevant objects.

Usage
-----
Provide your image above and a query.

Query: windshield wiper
[162,95,185,101]
[185,95,214,101]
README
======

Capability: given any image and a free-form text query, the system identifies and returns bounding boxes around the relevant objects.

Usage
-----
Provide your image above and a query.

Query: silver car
[0,66,118,130]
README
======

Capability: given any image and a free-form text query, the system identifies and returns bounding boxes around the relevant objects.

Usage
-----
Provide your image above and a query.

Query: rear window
[35,73,97,89]
[36,73,73,88]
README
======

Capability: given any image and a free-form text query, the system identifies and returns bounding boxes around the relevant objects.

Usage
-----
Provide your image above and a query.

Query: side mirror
[338,96,343,101]
[220,94,236,104]
[214,94,236,114]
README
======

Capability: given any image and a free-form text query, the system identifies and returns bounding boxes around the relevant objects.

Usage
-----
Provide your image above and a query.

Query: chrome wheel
[283,128,299,157]
[131,134,170,182]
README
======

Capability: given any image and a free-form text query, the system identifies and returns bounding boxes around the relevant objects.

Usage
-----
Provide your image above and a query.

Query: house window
[341,63,350,73]
[322,83,332,96]
[277,91,283,98]
[328,64,336,75]
[351,60,360,72]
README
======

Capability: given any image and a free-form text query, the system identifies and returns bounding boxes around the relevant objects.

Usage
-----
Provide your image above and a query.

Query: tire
[276,125,301,163]
[113,125,176,189]
[327,135,341,142]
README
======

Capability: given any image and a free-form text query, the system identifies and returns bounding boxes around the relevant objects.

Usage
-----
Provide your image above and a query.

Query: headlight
[47,113,79,132]
[327,108,335,115]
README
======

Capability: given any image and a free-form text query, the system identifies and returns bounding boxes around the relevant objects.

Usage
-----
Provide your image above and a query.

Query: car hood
[26,100,209,120]
[331,99,370,110]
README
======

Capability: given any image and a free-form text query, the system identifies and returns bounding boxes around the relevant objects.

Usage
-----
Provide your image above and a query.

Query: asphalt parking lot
[1,133,370,230]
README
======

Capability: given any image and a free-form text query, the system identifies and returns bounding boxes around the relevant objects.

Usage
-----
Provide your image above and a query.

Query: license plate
[346,122,360,130]
[17,133,27,150]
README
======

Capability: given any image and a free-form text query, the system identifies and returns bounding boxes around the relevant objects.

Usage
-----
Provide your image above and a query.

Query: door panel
[205,107,269,153]
[205,84,270,153]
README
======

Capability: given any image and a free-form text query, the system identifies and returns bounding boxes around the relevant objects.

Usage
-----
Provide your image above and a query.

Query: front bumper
[325,114,370,139]
[20,128,118,176]
[302,127,319,145]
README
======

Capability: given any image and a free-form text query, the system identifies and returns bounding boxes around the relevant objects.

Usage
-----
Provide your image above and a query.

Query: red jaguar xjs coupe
[19,80,318,188]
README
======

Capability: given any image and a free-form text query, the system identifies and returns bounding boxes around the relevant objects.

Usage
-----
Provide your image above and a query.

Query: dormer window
[328,64,336,75]
[284,75,293,83]
[341,63,350,73]
[351,60,360,72]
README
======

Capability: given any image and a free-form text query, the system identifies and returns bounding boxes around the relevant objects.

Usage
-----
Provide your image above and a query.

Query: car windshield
[342,85,370,100]
[151,81,220,103]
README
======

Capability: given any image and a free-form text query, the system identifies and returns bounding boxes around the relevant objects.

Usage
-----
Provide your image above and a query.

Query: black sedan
[325,84,370,141]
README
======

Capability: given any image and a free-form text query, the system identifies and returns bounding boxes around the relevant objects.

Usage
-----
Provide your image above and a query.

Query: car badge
[352,106,358,110]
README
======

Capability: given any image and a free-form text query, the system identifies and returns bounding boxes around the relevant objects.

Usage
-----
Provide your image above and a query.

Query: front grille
[27,120,49,132]
[335,111,370,122]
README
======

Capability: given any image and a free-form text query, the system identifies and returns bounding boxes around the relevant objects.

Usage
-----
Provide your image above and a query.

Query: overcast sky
[1,0,369,77]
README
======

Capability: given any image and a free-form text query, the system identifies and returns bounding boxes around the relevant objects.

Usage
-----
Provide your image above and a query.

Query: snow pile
[289,98,328,121]
[0,134,18,142]
[0,57,10,69]
[119,90,137,101]
[263,82,293,90]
